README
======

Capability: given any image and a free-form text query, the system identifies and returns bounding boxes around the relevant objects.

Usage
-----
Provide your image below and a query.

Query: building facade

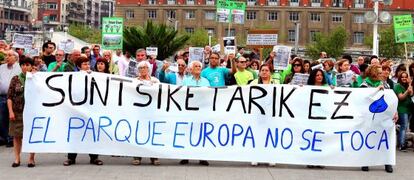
[114,0,414,48]
[0,0,31,37]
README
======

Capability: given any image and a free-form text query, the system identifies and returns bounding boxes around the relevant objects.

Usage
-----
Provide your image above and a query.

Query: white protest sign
[189,47,204,63]
[212,44,221,53]
[247,34,278,46]
[12,33,34,49]
[273,45,291,70]
[23,72,397,167]
[291,73,309,85]
[58,39,75,54]
[26,48,40,57]
[311,64,323,71]
[223,37,236,54]
[224,46,236,55]
[336,71,354,87]
[146,47,158,57]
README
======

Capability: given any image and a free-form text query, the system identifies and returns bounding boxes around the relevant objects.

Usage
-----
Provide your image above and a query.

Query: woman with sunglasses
[284,58,304,84]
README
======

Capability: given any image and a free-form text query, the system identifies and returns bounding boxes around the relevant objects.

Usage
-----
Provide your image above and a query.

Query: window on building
[268,11,278,21]
[332,0,343,7]
[206,28,215,35]
[148,0,156,5]
[187,0,195,5]
[290,0,299,7]
[354,0,364,8]
[310,13,321,22]
[166,10,176,19]
[246,11,256,20]
[126,10,134,19]
[332,14,343,22]
[353,32,364,44]
[310,30,320,42]
[353,14,364,23]
[205,11,215,20]
[225,28,236,36]
[288,30,296,42]
[289,12,299,21]
[186,10,195,19]
[167,0,176,5]
[148,10,157,19]
[268,0,278,6]
[46,2,58,10]
[185,27,195,33]
[311,0,321,2]
[206,0,215,5]
[247,0,256,6]
[49,15,57,21]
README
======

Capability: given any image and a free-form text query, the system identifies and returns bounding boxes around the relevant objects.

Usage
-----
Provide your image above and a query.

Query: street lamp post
[372,1,379,56]
[365,0,392,56]
[294,22,300,55]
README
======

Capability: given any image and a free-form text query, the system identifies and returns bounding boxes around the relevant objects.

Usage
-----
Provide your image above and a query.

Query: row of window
[144,0,365,7]
[126,10,366,24]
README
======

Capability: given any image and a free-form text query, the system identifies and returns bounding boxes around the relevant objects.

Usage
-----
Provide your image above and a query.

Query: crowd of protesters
[0,40,413,173]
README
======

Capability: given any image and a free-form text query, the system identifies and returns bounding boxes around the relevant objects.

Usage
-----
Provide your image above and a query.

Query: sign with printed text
[23,72,398,167]
[216,0,246,24]
[247,34,278,46]
[146,47,158,57]
[273,45,291,70]
[58,39,75,54]
[189,47,204,63]
[223,36,236,54]
[393,15,414,43]
[102,17,124,50]
[12,33,34,50]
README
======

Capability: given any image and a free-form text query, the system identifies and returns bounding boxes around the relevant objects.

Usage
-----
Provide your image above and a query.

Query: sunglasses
[178,64,186,67]
[293,64,302,67]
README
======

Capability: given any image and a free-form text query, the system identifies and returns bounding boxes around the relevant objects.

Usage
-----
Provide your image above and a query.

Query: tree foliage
[364,26,404,58]
[305,26,348,59]
[68,24,101,44]
[123,21,190,60]
[186,28,217,47]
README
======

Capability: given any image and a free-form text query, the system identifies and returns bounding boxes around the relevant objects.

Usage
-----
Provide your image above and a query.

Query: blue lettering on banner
[135,120,151,145]
[351,131,364,151]
[311,131,324,152]
[203,122,216,147]
[300,129,312,151]
[189,122,203,147]
[265,128,279,148]
[378,130,389,150]
[82,117,96,142]
[29,117,56,144]
[243,126,255,148]
[67,117,85,142]
[97,116,113,141]
[232,124,243,146]
[365,131,377,149]
[334,131,349,151]
[151,121,166,146]
[218,124,230,146]
[281,128,293,149]
[114,119,131,143]
[173,122,188,148]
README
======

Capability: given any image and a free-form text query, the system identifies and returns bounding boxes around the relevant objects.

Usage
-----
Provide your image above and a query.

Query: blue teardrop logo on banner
[369,95,388,120]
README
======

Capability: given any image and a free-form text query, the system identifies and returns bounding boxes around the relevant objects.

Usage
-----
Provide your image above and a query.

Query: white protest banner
[224,46,236,55]
[273,45,291,70]
[311,64,323,71]
[247,34,278,46]
[223,37,236,54]
[189,47,204,63]
[146,47,158,57]
[291,73,309,85]
[12,33,34,49]
[58,39,75,54]
[23,72,397,167]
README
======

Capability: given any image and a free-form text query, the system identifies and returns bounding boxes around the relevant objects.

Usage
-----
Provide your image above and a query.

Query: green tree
[364,26,404,58]
[68,24,101,44]
[306,26,348,59]
[123,21,190,60]
[186,28,217,47]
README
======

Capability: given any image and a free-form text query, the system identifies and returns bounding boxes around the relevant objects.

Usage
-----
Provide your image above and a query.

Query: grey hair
[189,61,203,69]
[137,60,152,75]
[136,48,146,54]
[10,50,19,61]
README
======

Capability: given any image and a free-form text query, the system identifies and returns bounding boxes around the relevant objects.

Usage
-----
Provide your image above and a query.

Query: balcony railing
[332,2,343,7]
[206,1,215,5]
[311,3,320,7]
[290,2,299,7]
[267,1,278,6]
[247,1,256,6]
[187,0,194,5]
[354,3,364,8]
[167,0,175,5]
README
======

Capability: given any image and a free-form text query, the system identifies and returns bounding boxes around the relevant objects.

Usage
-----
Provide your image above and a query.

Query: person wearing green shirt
[47,50,66,72]
[234,57,253,85]
[393,72,413,152]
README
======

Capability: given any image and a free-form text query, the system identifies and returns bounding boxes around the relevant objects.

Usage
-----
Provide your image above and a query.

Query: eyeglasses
[138,66,148,69]
[56,54,64,56]
[238,61,247,63]
[178,64,186,67]
[293,64,302,67]
[210,57,219,59]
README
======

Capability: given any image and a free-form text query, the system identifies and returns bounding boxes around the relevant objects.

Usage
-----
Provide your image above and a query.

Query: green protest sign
[216,0,246,24]
[102,17,124,50]
[393,15,414,43]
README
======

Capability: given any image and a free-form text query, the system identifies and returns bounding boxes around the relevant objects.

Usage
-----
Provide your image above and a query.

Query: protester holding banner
[7,57,35,167]
[47,50,66,72]
[118,51,132,76]
[132,61,161,165]
[342,55,360,75]
[148,55,163,78]
[0,50,21,147]
[159,59,187,85]
[112,49,125,65]
[307,69,328,86]
[249,64,278,84]
[393,72,413,152]
[32,56,47,72]
[381,66,394,90]
[126,49,146,78]
[323,59,336,86]
[41,41,56,67]
[90,45,102,71]
[201,52,234,87]
[303,60,311,74]
[64,50,81,72]
[359,64,394,173]
[94,57,110,74]
[182,61,210,87]
[102,50,119,75]
[64,56,103,166]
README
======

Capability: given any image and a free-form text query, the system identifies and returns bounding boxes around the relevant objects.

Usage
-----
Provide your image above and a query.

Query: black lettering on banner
[157,84,162,109]
[111,77,133,106]
[226,86,247,113]
[213,87,218,111]
[133,84,152,107]
[331,90,354,119]
[185,87,199,111]
[248,86,267,115]
[90,77,109,105]
[308,89,328,120]
[69,74,88,106]
[272,86,277,117]
[167,85,182,111]
[42,74,65,107]
[279,87,296,118]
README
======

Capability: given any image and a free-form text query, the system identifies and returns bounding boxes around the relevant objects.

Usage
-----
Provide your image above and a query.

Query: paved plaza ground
[0,146,413,180]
